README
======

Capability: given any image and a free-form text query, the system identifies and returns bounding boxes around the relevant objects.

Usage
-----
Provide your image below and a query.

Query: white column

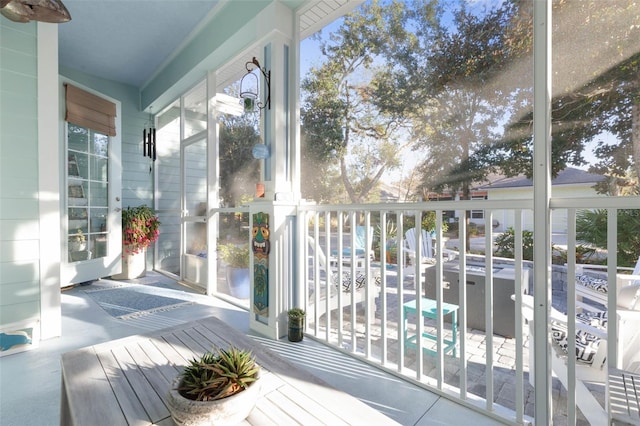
[38,22,62,339]
[532,0,553,423]
[249,3,299,339]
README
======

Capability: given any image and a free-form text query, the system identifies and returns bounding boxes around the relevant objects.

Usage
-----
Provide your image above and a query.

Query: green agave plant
[177,347,259,402]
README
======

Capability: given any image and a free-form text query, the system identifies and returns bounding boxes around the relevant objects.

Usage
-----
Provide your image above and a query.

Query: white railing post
[532,0,553,422]
[485,211,494,411]
[514,210,524,423]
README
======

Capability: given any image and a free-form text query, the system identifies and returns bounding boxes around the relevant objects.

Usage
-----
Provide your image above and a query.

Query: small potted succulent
[167,346,261,425]
[287,308,306,342]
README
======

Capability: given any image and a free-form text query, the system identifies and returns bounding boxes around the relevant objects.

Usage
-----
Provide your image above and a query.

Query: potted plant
[287,308,306,342]
[218,242,250,299]
[112,205,160,280]
[167,346,261,426]
[69,228,86,252]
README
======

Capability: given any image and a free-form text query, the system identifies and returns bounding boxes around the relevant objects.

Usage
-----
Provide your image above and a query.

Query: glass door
[62,123,121,284]
[181,137,208,289]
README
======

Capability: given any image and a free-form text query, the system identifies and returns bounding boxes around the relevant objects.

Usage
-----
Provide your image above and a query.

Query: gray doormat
[83,285,193,319]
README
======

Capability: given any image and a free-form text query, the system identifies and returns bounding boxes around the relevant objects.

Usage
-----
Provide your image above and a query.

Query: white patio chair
[517,286,640,425]
[573,256,640,308]
[330,225,375,268]
[402,228,456,275]
[307,237,380,324]
[403,227,434,264]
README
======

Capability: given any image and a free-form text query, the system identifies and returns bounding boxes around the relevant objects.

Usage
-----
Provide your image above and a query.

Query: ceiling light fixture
[1,0,71,23]
[239,57,270,113]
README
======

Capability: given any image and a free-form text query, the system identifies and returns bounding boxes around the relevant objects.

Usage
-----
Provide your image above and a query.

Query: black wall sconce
[240,57,271,113]
[142,111,156,161]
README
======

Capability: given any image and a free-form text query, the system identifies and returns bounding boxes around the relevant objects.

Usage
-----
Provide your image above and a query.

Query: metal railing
[296,196,640,425]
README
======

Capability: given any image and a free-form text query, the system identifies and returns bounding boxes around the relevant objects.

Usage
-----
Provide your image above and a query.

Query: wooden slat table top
[61,316,398,426]
[609,367,640,425]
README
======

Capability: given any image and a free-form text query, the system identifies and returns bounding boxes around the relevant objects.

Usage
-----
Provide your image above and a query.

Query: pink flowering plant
[122,205,160,254]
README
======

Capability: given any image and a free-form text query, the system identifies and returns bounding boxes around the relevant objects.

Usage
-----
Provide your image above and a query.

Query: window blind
[64,84,116,136]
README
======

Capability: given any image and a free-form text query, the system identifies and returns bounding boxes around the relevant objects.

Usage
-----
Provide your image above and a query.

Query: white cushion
[551,311,607,364]
[576,274,608,293]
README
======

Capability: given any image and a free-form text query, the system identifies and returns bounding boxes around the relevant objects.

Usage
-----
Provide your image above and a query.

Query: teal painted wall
[0,20,40,325]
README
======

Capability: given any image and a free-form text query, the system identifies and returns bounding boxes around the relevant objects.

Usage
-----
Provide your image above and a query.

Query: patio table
[403,297,459,357]
[60,316,397,426]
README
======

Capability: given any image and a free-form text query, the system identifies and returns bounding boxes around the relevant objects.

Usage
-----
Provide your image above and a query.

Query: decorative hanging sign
[252,212,270,316]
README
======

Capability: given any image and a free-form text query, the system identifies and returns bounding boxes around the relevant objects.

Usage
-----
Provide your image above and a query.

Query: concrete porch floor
[0,271,506,426]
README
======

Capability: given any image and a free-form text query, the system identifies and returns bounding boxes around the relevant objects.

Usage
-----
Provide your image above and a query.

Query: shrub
[494,227,534,261]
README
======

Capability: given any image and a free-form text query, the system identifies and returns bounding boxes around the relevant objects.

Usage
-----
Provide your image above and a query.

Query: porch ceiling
[58,0,223,88]
[57,0,356,92]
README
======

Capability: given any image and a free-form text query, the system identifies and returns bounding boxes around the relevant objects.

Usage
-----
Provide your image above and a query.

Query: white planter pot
[167,375,261,426]
[69,241,86,252]
[111,247,146,280]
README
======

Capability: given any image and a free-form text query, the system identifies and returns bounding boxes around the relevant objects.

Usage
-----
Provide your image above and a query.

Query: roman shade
[65,84,116,136]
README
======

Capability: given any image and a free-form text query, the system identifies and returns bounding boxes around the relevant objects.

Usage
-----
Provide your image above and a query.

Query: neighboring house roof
[475,167,606,190]
[378,182,403,202]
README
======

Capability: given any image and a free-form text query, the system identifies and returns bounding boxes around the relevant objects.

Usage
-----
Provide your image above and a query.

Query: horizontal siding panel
[0,132,37,159]
[0,114,37,143]
[0,219,39,240]
[0,47,37,76]
[0,260,39,284]
[0,280,39,305]
[0,198,38,220]
[0,240,40,262]
[122,159,154,173]
[0,69,37,98]
[0,86,37,117]
[0,153,38,179]
[0,23,36,57]
[0,301,39,326]
[0,177,38,199]
[122,140,146,155]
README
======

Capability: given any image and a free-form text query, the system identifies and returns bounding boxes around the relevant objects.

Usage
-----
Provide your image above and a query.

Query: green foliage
[72,228,85,243]
[576,209,640,267]
[300,0,413,203]
[177,347,259,402]
[219,115,261,207]
[218,242,250,269]
[551,244,598,266]
[494,227,534,261]
[496,1,640,192]
[421,212,448,235]
[287,308,306,320]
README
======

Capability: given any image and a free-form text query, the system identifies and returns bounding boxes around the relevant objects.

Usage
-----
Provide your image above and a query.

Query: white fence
[297,196,640,425]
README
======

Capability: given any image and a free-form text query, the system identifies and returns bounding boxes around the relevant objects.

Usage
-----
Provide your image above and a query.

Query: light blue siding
[0,20,40,327]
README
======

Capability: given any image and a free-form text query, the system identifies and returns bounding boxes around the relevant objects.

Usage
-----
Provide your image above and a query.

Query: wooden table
[403,297,459,357]
[60,316,398,426]
[609,367,640,425]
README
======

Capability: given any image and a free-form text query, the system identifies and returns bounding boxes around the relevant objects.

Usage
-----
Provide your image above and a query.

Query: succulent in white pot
[167,346,261,426]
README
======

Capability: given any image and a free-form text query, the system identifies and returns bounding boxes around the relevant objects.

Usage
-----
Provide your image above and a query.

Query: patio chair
[403,228,455,273]
[573,256,640,308]
[517,287,640,425]
[330,225,374,268]
[309,237,380,324]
